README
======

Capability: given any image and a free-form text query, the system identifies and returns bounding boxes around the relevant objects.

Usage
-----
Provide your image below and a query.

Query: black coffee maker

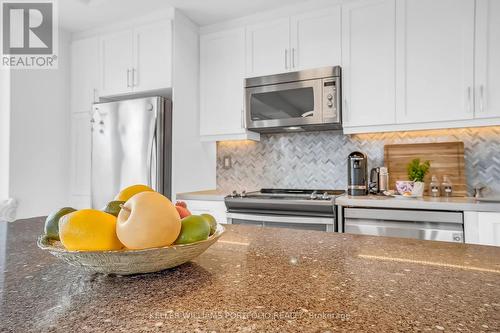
[347,152,368,196]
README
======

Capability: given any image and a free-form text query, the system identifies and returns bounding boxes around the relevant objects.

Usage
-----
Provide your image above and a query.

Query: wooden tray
[38,224,225,275]
[384,142,466,197]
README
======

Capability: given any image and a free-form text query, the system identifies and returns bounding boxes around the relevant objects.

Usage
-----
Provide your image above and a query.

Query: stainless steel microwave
[245,66,342,133]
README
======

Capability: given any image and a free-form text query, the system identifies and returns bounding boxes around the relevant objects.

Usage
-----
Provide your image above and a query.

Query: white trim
[71,8,175,41]
[200,131,260,142]
[343,117,500,134]
[199,0,344,35]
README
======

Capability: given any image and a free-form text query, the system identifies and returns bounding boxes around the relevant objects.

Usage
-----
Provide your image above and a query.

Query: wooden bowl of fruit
[37,185,225,275]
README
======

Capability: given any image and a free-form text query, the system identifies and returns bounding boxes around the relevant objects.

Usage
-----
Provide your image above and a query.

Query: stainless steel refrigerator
[90,97,172,209]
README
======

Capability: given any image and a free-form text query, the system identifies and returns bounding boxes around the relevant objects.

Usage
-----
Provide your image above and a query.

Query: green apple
[103,200,125,217]
[201,213,217,236]
[44,207,77,240]
[175,215,210,245]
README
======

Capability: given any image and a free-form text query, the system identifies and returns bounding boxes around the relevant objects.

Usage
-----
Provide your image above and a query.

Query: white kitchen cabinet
[475,0,500,119]
[246,18,290,77]
[100,20,172,97]
[395,0,475,123]
[71,37,99,113]
[477,212,500,246]
[100,30,134,96]
[245,8,341,77]
[133,21,172,92]
[290,7,341,71]
[183,200,228,224]
[69,113,92,209]
[341,0,396,127]
[200,28,259,141]
[464,211,500,247]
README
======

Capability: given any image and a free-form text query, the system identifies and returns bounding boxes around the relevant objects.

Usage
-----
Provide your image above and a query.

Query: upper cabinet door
[290,7,341,71]
[396,0,475,123]
[246,18,290,77]
[200,28,246,137]
[342,0,396,127]
[133,21,173,92]
[475,0,500,119]
[101,31,134,96]
[71,37,99,113]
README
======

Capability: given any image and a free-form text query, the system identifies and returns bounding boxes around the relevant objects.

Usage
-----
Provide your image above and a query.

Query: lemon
[114,184,154,201]
[59,209,123,251]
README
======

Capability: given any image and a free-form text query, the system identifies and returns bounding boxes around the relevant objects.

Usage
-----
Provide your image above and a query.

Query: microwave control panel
[322,79,338,120]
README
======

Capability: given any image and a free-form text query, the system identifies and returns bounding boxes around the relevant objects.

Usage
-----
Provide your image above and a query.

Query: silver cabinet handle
[466,86,472,113]
[284,49,288,70]
[292,48,296,68]
[132,68,137,87]
[127,69,131,88]
[479,85,485,113]
[343,98,349,122]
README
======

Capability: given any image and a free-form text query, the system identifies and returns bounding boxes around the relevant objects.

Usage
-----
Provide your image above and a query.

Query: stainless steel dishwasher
[342,207,464,243]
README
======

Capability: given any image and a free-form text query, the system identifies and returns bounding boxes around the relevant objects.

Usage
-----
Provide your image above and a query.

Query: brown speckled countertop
[1,218,499,332]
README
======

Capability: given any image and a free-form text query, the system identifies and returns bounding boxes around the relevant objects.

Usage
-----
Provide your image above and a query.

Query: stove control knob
[321,192,330,200]
[241,190,247,198]
[310,191,318,200]
[231,190,239,198]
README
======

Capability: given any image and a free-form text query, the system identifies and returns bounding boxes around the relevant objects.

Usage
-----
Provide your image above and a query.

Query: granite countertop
[336,195,500,212]
[1,218,500,332]
[176,189,227,201]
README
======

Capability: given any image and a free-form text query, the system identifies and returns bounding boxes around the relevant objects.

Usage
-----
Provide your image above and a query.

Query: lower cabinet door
[70,113,92,208]
[477,212,500,246]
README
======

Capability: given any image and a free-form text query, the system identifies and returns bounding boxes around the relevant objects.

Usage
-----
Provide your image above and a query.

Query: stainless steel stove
[224,189,345,232]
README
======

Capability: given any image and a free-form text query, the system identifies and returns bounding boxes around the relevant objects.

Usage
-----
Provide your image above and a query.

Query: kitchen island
[1,218,499,332]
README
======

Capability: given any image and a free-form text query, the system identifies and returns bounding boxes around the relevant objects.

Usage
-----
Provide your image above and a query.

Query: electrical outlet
[223,156,232,169]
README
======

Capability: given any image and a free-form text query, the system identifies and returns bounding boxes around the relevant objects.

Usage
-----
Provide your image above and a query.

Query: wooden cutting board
[384,142,466,197]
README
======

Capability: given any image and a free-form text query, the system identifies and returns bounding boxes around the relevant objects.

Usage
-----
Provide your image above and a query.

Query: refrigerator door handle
[147,106,158,189]
[148,130,156,188]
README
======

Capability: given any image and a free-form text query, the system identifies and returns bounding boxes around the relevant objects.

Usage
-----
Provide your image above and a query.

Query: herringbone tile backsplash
[217,126,500,196]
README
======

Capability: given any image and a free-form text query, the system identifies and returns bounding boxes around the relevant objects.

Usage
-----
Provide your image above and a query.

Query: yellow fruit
[59,209,123,251]
[116,192,181,250]
[114,184,154,202]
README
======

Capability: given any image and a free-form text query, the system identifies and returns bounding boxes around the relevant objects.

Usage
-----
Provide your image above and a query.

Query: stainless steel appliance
[347,152,368,196]
[341,207,464,243]
[245,66,342,133]
[369,168,381,194]
[369,167,388,194]
[225,189,345,232]
[91,97,172,209]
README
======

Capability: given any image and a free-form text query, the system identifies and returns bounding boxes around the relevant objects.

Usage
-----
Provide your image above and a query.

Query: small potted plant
[407,158,431,197]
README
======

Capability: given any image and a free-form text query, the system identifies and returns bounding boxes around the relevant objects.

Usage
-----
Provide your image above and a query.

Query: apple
[175,205,191,218]
[176,201,187,209]
[116,192,181,249]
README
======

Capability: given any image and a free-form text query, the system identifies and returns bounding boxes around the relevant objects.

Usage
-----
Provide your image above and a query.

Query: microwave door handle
[301,111,314,118]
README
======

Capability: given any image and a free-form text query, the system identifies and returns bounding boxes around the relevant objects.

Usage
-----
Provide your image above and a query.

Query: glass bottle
[442,176,453,197]
[429,175,440,197]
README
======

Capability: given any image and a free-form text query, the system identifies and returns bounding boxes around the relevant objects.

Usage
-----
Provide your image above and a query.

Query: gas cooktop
[226,188,345,201]
[224,188,345,217]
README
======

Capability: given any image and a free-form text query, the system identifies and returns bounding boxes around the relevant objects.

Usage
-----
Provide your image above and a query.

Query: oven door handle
[226,212,334,225]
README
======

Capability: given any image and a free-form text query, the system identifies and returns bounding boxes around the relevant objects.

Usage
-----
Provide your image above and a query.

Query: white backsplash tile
[217,126,500,196]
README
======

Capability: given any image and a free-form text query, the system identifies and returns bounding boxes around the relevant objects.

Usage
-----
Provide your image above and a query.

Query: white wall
[171,10,216,199]
[8,29,71,218]
[0,69,10,200]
